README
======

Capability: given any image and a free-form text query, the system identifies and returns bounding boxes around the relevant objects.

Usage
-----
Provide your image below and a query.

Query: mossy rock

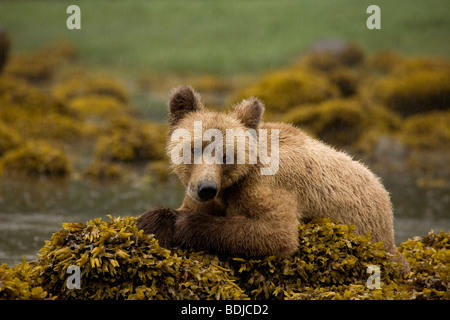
[0,76,90,144]
[82,160,125,182]
[231,69,338,117]
[282,99,365,147]
[0,75,71,116]
[53,75,128,104]
[1,215,448,300]
[0,141,71,178]
[282,99,401,149]
[351,104,404,157]
[328,67,360,97]
[397,111,450,175]
[94,120,166,163]
[377,67,450,117]
[390,57,450,77]
[3,40,76,83]
[400,111,450,150]
[365,51,404,74]
[0,121,22,157]
[8,110,94,144]
[68,95,133,124]
[298,40,365,72]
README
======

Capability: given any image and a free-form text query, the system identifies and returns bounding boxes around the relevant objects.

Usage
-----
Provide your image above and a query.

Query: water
[0,170,449,266]
[0,177,185,266]
[382,171,450,243]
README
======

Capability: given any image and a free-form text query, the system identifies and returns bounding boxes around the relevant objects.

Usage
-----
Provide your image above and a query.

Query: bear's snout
[197,181,218,201]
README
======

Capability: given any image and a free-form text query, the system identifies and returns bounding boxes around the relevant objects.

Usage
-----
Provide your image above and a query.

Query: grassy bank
[1,0,449,76]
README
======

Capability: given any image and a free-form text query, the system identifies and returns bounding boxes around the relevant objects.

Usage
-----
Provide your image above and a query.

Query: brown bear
[137,85,409,273]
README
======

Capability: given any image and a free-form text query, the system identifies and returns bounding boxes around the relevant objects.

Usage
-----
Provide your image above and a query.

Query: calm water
[0,170,449,266]
[0,177,185,266]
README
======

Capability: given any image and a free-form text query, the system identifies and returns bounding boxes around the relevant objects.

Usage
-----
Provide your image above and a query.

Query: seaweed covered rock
[222,218,402,299]
[68,95,133,124]
[400,111,450,150]
[395,111,450,174]
[233,41,364,116]
[82,160,125,182]
[299,39,365,72]
[0,261,52,300]
[0,121,22,157]
[53,74,128,105]
[0,46,167,182]
[31,215,246,300]
[94,119,166,163]
[0,75,93,144]
[225,220,448,300]
[399,231,449,300]
[365,51,404,74]
[282,99,364,147]
[328,67,359,97]
[0,141,71,178]
[231,69,338,117]
[0,75,71,116]
[281,99,401,148]
[3,40,76,83]
[376,59,450,116]
[0,216,448,300]
[18,111,93,144]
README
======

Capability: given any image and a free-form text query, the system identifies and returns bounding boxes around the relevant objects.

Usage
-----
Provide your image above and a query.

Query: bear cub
[137,85,409,272]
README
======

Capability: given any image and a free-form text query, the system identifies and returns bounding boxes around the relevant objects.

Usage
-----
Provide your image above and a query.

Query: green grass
[1,0,449,76]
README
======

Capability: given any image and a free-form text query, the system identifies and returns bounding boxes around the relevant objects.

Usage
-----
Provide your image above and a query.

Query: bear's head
[167,85,264,203]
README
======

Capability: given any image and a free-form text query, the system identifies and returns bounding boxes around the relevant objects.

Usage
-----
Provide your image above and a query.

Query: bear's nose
[197,181,218,201]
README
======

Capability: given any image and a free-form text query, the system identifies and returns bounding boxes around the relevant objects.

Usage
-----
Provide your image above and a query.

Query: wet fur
[137,85,409,273]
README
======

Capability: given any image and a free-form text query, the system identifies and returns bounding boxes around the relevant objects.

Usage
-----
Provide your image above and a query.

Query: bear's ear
[169,85,204,127]
[232,97,265,129]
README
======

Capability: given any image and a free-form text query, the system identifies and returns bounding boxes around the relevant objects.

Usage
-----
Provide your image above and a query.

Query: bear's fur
[137,85,409,273]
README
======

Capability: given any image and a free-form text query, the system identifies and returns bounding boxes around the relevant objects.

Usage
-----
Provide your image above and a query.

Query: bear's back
[259,121,392,226]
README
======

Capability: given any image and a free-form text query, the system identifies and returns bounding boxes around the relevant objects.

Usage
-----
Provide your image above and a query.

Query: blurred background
[0,0,449,265]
